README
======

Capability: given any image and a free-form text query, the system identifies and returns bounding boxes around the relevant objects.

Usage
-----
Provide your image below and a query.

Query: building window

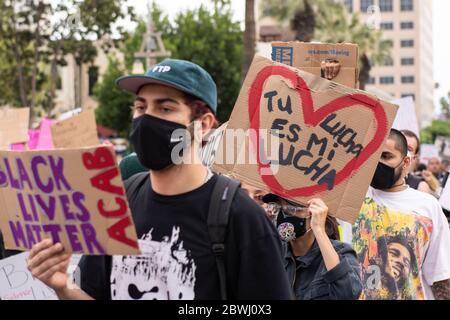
[88,66,99,96]
[367,77,376,84]
[401,39,414,47]
[360,0,374,12]
[401,0,413,11]
[344,0,353,12]
[380,76,394,84]
[401,57,414,65]
[401,93,415,100]
[382,56,394,66]
[379,0,393,12]
[400,21,414,29]
[401,76,415,83]
[380,22,394,30]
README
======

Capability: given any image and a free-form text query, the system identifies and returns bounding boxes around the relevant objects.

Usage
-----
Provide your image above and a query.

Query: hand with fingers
[27,239,72,292]
[321,59,341,80]
[307,198,329,234]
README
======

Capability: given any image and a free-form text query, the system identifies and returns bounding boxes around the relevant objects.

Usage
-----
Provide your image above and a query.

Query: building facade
[344,0,434,127]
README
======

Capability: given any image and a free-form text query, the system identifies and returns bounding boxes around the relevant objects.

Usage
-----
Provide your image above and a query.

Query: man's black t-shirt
[406,174,423,190]
[78,173,292,300]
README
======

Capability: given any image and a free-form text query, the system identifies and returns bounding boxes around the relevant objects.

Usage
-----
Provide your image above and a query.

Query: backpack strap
[124,172,149,207]
[207,174,241,300]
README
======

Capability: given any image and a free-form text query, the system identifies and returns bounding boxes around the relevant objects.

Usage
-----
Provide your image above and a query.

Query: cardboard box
[213,55,398,224]
[272,41,359,88]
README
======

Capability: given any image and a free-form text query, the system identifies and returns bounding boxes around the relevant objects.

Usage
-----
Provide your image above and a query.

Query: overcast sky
[127,0,449,116]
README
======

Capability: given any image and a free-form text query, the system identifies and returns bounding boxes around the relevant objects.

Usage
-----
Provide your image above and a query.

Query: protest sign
[0,252,57,300]
[419,144,439,164]
[213,56,398,223]
[35,118,55,150]
[271,42,359,88]
[0,108,30,149]
[0,145,140,255]
[391,96,419,136]
[434,136,450,159]
[440,176,450,211]
[51,110,99,148]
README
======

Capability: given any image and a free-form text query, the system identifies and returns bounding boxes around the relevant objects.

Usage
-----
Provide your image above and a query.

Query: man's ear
[199,112,215,137]
[404,155,412,169]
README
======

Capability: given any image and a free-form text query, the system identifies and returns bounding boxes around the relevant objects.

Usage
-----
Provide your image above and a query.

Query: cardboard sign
[51,110,99,148]
[213,56,398,223]
[391,96,419,137]
[0,108,30,149]
[0,252,57,300]
[0,146,140,255]
[271,42,359,88]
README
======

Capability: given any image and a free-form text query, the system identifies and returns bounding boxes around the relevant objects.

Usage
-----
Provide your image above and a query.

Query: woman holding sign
[263,194,362,300]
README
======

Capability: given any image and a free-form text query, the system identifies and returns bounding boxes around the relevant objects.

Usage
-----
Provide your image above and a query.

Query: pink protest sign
[35,118,55,150]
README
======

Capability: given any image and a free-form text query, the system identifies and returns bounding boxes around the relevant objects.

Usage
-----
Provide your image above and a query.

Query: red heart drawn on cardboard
[248,65,388,198]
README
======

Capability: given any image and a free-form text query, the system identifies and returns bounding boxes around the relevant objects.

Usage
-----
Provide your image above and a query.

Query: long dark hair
[325,216,340,240]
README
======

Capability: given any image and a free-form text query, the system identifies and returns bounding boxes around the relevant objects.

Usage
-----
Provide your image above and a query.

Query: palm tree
[314,3,392,89]
[242,0,256,80]
[260,0,392,90]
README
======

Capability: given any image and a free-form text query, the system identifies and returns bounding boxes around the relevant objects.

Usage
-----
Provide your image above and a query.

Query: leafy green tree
[166,3,243,122]
[420,120,450,144]
[94,58,134,138]
[440,91,450,121]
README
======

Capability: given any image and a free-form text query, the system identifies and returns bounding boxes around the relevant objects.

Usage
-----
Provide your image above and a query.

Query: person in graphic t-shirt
[26,59,293,300]
[342,129,450,300]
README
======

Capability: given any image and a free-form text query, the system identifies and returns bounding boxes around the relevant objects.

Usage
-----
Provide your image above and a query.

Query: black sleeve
[324,242,363,300]
[77,255,112,300]
[0,231,21,259]
[225,189,293,300]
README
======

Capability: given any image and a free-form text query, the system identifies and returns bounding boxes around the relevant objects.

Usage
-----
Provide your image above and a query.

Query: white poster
[0,252,82,300]
[419,144,439,165]
[391,97,419,136]
[434,136,450,159]
[440,177,450,211]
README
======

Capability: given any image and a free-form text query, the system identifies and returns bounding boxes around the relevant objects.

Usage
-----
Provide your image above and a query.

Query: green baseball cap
[116,59,217,114]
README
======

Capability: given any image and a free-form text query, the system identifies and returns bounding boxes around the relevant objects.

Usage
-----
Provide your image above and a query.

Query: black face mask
[276,211,307,242]
[370,160,404,190]
[130,114,190,171]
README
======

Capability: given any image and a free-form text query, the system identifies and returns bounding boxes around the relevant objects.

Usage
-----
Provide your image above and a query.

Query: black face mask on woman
[276,211,307,242]
[130,114,191,171]
[370,159,405,190]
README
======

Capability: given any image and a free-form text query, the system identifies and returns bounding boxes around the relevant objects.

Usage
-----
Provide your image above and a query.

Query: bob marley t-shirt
[350,187,450,300]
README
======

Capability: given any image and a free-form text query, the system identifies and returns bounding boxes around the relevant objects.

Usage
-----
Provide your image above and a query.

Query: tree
[420,120,450,144]
[260,0,392,90]
[164,2,243,123]
[242,0,256,81]
[440,91,450,121]
[314,3,392,89]
[0,0,135,125]
[94,58,134,138]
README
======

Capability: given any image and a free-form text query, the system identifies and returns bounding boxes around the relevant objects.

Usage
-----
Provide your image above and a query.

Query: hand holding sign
[27,239,72,293]
[0,145,140,255]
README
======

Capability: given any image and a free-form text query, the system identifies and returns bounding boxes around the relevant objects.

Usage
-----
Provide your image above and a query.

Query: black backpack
[124,172,240,300]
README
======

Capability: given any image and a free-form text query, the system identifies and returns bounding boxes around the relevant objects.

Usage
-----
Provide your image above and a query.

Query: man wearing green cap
[27,59,292,300]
